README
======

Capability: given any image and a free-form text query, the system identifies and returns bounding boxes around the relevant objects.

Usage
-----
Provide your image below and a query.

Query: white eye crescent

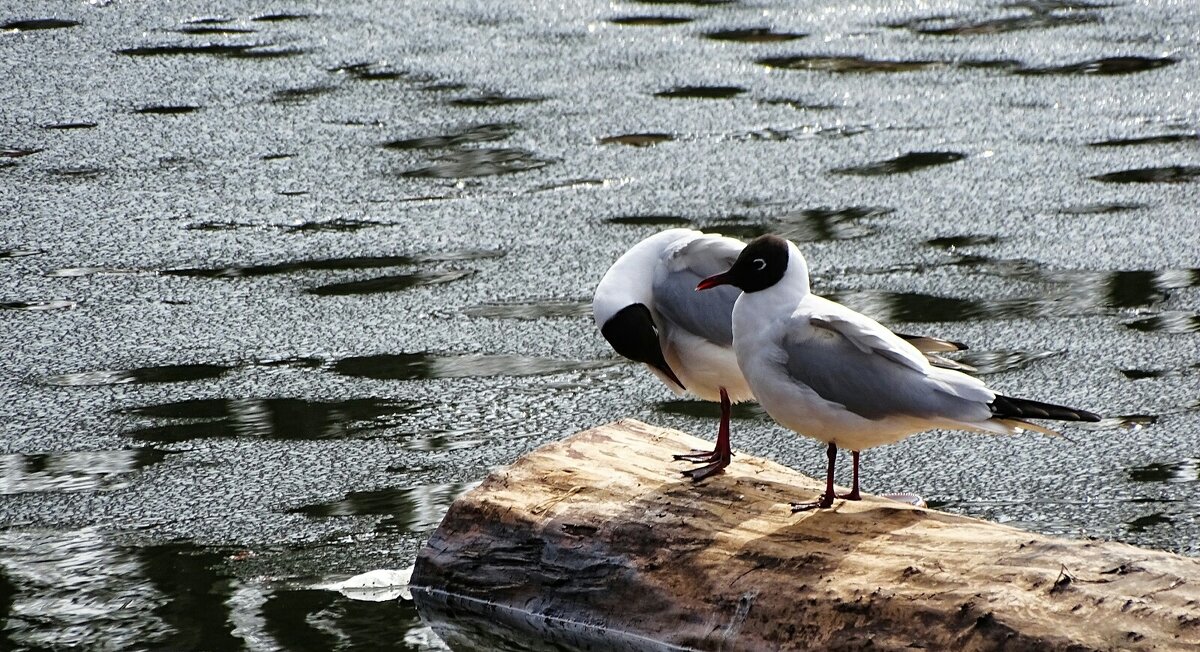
[752,258,767,271]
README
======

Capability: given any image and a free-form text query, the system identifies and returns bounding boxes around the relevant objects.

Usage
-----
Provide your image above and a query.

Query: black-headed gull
[697,234,1100,510]
[594,229,976,481]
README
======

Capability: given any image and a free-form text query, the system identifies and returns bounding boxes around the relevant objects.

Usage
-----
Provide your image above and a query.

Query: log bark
[412,419,1200,651]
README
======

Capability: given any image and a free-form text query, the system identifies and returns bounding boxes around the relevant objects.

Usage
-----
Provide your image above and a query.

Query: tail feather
[990,394,1101,423]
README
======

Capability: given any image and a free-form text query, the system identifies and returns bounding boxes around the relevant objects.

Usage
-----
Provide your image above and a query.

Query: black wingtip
[990,394,1101,423]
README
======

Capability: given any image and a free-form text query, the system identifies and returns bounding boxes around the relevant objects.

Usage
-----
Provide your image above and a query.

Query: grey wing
[783,324,987,421]
[652,267,740,347]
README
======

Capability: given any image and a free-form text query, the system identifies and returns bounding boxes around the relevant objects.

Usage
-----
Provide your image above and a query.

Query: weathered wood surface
[412,419,1200,651]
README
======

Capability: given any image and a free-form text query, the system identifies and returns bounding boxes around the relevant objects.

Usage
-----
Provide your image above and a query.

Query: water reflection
[123,397,423,442]
[1126,513,1172,533]
[603,215,692,227]
[655,400,765,420]
[0,449,169,494]
[290,483,474,534]
[1127,459,1199,483]
[45,363,234,387]
[0,531,443,651]
[705,205,891,242]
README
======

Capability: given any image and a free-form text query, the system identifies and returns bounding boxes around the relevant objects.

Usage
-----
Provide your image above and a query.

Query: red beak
[696,272,729,291]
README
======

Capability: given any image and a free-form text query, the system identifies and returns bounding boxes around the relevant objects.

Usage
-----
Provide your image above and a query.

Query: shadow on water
[332,353,613,381]
[833,152,965,176]
[0,530,437,651]
[122,397,424,442]
[655,85,745,99]
[0,448,170,494]
[2,19,80,30]
[289,483,473,535]
[1126,513,1173,533]
[598,133,674,147]
[704,28,806,42]
[704,205,892,242]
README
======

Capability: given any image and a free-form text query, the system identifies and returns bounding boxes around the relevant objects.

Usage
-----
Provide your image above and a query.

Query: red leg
[680,388,733,482]
[837,450,861,500]
[791,442,837,512]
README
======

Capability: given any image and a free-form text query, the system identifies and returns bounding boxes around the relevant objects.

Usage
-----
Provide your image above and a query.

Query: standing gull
[697,234,1100,510]
[594,229,975,482]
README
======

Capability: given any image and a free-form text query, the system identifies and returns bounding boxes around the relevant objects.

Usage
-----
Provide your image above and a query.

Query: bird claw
[673,449,719,463]
[790,494,836,512]
[680,457,730,482]
[836,489,861,501]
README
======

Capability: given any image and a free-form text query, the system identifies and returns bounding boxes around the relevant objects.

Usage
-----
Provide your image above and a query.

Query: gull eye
[752,258,767,271]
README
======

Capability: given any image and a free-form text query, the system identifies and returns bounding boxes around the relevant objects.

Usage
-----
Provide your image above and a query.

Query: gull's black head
[600,303,685,390]
[697,234,790,293]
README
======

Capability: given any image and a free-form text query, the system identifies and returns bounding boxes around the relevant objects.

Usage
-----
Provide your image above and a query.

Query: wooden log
[411,419,1200,651]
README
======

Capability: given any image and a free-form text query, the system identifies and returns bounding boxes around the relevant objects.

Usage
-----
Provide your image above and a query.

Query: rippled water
[2,0,1199,649]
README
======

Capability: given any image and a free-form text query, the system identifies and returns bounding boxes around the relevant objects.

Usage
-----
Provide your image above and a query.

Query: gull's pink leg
[838,451,862,500]
[791,442,837,512]
[680,388,733,482]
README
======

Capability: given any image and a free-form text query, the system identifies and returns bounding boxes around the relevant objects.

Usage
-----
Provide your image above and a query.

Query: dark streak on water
[0,300,75,312]
[758,55,940,73]
[704,205,892,242]
[1126,513,1172,532]
[329,62,414,81]
[655,85,745,99]
[0,249,44,259]
[604,215,693,227]
[271,86,336,104]
[1127,459,1198,483]
[401,148,549,178]
[332,353,612,381]
[1124,313,1200,334]
[1059,203,1144,215]
[1016,56,1177,75]
[0,448,170,494]
[462,300,590,320]
[135,105,201,115]
[384,123,518,150]
[887,8,1099,36]
[609,16,694,26]
[704,28,806,43]
[123,398,423,442]
[448,93,544,107]
[927,235,1000,249]
[1089,134,1199,147]
[2,19,80,31]
[834,151,966,176]
[597,133,673,147]
[654,400,764,420]
[45,364,235,387]
[305,270,475,296]
[162,249,503,278]
[251,13,311,22]
[289,483,471,535]
[41,122,96,130]
[1,148,43,158]
[1092,166,1200,183]
[174,26,256,35]
[117,43,304,59]
[284,219,387,233]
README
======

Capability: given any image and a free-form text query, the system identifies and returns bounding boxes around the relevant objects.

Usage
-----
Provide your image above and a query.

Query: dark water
[2,0,1199,649]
